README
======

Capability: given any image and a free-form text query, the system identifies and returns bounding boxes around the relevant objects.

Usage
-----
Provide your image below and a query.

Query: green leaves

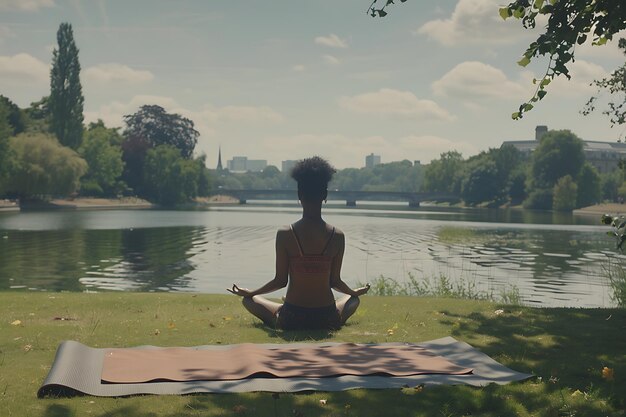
[517,56,531,67]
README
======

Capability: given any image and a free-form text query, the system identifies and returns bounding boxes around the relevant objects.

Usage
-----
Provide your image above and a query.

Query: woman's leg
[242,295,282,326]
[336,295,360,324]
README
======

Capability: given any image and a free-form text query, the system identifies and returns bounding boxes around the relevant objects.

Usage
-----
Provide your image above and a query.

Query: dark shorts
[276,302,341,330]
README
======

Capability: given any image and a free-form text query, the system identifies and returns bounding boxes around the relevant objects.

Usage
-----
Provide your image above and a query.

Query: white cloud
[292,64,306,72]
[0,53,49,83]
[547,59,609,97]
[432,61,527,100]
[338,88,454,121]
[83,63,154,84]
[417,0,533,46]
[0,0,54,11]
[323,54,340,66]
[315,33,348,48]
[85,96,284,141]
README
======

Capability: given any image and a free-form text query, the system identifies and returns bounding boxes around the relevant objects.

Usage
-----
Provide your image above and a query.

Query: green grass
[1,292,624,417]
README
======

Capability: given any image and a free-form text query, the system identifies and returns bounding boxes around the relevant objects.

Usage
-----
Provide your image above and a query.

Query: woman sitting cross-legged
[228,156,369,330]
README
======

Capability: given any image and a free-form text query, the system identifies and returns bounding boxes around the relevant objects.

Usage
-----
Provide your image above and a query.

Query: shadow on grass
[440,307,626,412]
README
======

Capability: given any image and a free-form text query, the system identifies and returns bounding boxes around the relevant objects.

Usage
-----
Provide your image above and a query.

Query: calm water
[0,202,623,307]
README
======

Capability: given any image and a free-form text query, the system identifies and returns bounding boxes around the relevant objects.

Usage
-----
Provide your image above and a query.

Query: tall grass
[605,259,626,307]
[360,272,522,305]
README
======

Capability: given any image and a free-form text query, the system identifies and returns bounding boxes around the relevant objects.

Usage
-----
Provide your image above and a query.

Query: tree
[0,95,26,135]
[0,103,12,194]
[78,121,125,196]
[583,39,626,127]
[49,23,84,149]
[368,1,626,119]
[528,130,585,190]
[6,133,87,199]
[553,175,578,211]
[461,158,502,206]
[123,105,198,159]
[423,151,464,193]
[23,97,50,133]
[499,0,626,119]
[142,145,201,206]
[576,163,601,208]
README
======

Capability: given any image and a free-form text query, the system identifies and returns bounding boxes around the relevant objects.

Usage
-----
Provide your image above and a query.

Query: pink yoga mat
[101,343,473,383]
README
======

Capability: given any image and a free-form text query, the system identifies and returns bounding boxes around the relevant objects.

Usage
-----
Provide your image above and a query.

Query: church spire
[217,145,223,171]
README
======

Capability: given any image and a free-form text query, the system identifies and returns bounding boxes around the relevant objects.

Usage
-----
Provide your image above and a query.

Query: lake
[0,202,623,307]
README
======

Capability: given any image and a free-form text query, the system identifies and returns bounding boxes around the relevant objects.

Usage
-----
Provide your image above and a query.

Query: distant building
[281,160,297,173]
[216,146,223,171]
[501,125,626,174]
[227,156,267,173]
[365,153,381,169]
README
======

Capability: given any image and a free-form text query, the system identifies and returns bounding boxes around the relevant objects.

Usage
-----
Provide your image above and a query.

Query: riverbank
[1,292,623,417]
[574,203,626,216]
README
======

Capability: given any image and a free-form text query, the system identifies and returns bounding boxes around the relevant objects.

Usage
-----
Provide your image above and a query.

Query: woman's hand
[354,283,370,296]
[227,284,254,297]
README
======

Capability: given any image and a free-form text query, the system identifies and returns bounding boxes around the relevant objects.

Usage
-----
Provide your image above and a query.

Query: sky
[1,0,625,169]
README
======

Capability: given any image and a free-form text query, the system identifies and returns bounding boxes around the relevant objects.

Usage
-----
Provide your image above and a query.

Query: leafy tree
[49,23,84,149]
[5,133,87,200]
[508,169,527,205]
[528,130,585,190]
[583,39,626,126]
[142,145,201,206]
[23,97,50,133]
[461,157,502,206]
[499,0,626,119]
[120,134,151,195]
[0,103,12,194]
[576,163,601,208]
[368,1,626,119]
[553,175,578,211]
[524,188,553,210]
[123,105,198,159]
[423,151,464,193]
[78,121,125,196]
[0,95,26,135]
[601,170,623,201]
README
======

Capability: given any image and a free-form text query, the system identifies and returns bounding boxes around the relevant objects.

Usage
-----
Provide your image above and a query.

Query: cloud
[432,61,527,100]
[0,53,49,83]
[315,33,348,48]
[338,88,454,121]
[417,0,532,46]
[292,64,306,72]
[0,0,54,11]
[84,96,284,140]
[323,54,340,66]
[83,63,154,84]
[547,59,609,97]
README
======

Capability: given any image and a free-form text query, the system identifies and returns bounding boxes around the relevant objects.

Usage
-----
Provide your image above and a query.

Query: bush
[553,175,578,211]
[523,188,553,210]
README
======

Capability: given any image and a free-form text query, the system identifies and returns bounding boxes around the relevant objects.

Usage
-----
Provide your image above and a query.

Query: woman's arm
[228,229,289,297]
[329,232,370,296]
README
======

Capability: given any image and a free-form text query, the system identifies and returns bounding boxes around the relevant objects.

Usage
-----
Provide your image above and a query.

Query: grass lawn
[1,292,624,417]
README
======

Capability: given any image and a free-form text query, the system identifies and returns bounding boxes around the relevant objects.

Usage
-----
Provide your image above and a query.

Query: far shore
[573,202,626,216]
[1,196,624,214]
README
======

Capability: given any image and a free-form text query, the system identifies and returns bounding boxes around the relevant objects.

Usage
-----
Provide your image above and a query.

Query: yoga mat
[102,343,472,383]
[38,337,532,397]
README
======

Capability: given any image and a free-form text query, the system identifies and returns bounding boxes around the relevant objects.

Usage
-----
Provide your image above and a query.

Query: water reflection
[0,206,617,307]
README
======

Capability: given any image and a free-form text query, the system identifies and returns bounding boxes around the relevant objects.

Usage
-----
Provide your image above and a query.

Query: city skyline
[1,1,625,168]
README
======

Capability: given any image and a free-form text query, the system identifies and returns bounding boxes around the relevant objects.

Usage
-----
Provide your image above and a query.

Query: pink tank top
[289,225,335,275]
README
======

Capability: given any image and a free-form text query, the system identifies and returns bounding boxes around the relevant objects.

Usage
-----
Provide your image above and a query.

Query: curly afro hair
[290,156,336,201]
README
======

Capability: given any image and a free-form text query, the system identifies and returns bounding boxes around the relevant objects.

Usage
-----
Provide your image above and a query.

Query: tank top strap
[290,224,304,256]
[320,227,336,255]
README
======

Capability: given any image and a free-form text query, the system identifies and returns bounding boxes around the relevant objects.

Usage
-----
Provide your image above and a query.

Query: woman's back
[283,220,343,307]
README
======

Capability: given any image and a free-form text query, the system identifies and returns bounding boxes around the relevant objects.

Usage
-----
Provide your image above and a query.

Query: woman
[228,156,370,330]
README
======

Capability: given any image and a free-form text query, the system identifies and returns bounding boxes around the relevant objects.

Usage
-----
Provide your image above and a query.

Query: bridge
[209,189,460,207]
